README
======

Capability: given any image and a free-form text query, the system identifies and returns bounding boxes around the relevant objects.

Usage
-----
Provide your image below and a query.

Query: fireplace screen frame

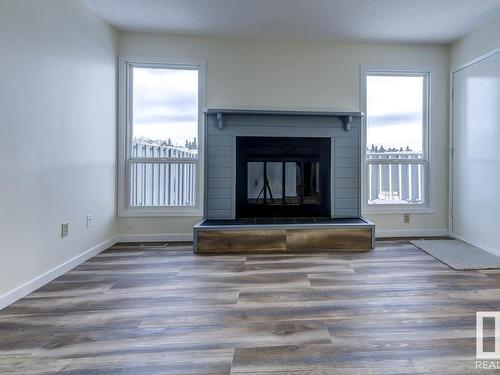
[236,136,331,218]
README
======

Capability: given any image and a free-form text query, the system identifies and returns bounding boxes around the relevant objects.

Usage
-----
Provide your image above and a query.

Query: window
[119,60,204,216]
[362,69,430,211]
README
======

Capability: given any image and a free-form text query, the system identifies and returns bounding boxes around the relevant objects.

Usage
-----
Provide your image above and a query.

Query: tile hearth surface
[201,217,367,226]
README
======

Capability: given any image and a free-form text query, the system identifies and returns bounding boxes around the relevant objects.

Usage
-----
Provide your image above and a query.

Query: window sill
[118,208,203,218]
[363,206,435,215]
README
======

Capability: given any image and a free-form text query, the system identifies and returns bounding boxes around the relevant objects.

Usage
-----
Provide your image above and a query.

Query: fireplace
[236,137,331,218]
[193,108,375,253]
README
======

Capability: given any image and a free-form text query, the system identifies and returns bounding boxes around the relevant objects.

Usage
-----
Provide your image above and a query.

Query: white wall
[0,0,117,305]
[451,15,500,70]
[118,32,450,238]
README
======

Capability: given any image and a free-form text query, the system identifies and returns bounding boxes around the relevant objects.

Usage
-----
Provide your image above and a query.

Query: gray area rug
[410,239,500,270]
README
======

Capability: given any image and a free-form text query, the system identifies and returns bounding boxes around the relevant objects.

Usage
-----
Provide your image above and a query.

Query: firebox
[236,137,331,218]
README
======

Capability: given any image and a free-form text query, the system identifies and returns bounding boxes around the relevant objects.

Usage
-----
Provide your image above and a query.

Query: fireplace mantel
[204,107,363,131]
[204,107,363,116]
[202,108,365,220]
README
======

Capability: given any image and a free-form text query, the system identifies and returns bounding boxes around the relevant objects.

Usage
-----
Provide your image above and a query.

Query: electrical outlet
[86,214,92,228]
[61,223,69,238]
[403,214,410,224]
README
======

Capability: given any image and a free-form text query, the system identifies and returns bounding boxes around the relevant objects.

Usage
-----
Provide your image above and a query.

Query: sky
[132,67,198,147]
[366,75,424,153]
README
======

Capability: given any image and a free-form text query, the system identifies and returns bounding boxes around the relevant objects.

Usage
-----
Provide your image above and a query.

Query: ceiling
[83,0,500,44]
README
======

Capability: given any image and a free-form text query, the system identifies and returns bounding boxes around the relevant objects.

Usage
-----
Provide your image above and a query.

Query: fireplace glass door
[237,137,330,217]
[247,161,321,206]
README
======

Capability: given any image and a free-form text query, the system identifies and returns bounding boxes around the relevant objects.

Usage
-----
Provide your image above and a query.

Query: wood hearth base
[193,218,375,253]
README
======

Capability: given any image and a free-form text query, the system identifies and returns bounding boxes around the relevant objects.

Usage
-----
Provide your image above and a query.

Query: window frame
[360,66,432,214]
[118,57,206,217]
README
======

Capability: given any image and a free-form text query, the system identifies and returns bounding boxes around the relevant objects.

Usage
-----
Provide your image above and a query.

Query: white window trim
[117,56,206,217]
[360,66,434,215]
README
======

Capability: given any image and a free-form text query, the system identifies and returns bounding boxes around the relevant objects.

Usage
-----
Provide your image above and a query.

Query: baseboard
[0,237,117,310]
[115,233,193,243]
[376,228,449,238]
[449,232,500,257]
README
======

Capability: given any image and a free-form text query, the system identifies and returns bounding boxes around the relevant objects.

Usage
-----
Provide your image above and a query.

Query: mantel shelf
[204,107,363,117]
[204,107,363,131]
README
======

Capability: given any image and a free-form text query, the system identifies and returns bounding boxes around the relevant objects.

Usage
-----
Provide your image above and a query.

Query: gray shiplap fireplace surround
[193,108,375,253]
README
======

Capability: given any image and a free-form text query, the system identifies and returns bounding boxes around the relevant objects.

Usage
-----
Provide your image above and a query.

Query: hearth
[236,137,331,218]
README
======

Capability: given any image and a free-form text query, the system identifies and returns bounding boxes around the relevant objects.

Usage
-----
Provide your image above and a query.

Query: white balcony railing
[129,141,198,207]
[367,151,424,205]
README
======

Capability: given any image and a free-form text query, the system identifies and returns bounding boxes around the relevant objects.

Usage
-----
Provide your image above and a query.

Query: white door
[452,50,500,252]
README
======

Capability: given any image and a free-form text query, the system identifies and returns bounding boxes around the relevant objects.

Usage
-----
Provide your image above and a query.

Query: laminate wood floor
[1,240,500,374]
